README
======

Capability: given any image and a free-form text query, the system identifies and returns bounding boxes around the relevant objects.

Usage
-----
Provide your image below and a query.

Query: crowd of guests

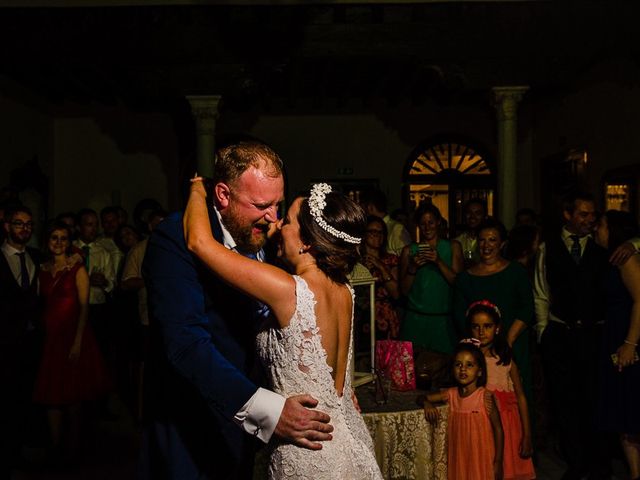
[2,185,639,479]
[0,200,166,477]
[361,190,640,480]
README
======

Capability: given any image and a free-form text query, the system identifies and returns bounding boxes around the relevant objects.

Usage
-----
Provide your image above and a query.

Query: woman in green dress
[453,218,535,402]
[399,204,463,354]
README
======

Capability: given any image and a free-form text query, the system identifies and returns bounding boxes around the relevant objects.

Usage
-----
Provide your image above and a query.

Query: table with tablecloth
[357,385,449,480]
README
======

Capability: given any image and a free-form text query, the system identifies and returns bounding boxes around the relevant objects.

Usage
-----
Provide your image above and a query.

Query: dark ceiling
[1,2,639,113]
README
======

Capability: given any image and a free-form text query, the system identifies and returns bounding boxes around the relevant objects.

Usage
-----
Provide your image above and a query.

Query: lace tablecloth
[358,386,448,480]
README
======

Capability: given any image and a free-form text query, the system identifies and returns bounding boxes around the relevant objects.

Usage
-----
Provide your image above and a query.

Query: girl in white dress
[184,179,383,480]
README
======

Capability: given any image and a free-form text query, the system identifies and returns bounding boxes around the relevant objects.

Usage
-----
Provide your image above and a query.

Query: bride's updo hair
[298,191,366,284]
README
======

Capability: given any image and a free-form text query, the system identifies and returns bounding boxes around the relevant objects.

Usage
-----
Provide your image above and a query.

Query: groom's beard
[221,205,269,254]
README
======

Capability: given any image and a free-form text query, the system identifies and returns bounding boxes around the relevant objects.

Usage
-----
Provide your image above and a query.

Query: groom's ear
[215,182,231,209]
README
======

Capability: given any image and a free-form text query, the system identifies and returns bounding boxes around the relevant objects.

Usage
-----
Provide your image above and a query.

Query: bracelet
[624,340,638,347]
[383,276,393,282]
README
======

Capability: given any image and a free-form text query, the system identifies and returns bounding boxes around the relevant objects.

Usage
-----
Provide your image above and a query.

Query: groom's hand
[274,394,333,450]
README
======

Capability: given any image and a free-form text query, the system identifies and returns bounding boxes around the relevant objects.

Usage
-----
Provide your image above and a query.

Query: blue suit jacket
[140,208,266,480]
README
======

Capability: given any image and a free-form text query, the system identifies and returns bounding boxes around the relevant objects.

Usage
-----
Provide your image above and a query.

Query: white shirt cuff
[233,387,285,444]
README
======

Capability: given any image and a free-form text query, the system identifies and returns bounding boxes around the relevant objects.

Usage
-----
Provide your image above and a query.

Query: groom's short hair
[213,140,284,186]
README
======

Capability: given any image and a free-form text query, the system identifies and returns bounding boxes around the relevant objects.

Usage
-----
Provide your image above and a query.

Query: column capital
[492,86,529,121]
[186,95,222,134]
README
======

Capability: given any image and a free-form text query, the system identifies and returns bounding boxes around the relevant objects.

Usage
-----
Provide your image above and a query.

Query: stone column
[492,86,529,228]
[186,95,222,178]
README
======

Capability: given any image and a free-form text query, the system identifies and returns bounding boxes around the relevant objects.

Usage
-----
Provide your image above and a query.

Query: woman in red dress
[33,221,110,458]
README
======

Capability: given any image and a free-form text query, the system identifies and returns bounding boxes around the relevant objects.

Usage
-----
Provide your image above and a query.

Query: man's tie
[570,234,582,264]
[82,245,91,270]
[16,252,30,290]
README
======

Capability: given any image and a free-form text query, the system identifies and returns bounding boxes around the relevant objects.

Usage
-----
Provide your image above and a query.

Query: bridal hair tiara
[308,183,361,244]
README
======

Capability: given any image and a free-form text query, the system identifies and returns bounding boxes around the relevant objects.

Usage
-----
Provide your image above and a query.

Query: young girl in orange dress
[468,300,535,480]
[423,340,504,480]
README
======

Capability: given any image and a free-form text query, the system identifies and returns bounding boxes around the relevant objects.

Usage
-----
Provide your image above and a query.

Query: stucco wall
[224,101,497,215]
[52,109,179,219]
[0,90,53,197]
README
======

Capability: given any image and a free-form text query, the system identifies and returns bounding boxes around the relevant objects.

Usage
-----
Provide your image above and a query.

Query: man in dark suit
[0,205,42,479]
[533,192,609,480]
[140,140,333,480]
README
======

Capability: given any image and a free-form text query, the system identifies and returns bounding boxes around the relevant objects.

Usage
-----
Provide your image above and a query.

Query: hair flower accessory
[466,299,502,318]
[308,183,361,244]
[459,338,482,348]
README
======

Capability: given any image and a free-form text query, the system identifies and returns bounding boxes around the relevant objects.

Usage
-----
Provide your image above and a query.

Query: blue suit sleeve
[143,213,257,420]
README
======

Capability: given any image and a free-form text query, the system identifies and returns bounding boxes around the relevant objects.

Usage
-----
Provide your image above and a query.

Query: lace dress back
[256,276,383,479]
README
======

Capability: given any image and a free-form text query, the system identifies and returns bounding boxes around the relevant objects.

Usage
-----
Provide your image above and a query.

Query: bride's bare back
[301,272,353,396]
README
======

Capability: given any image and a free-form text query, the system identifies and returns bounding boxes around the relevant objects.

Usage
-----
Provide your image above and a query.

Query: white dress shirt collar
[1,240,26,255]
[213,205,238,251]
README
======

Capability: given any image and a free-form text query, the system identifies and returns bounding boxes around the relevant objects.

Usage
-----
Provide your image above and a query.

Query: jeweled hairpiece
[459,338,482,348]
[466,299,502,318]
[308,183,361,244]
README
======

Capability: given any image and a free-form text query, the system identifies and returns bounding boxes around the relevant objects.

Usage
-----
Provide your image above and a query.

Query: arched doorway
[403,135,496,237]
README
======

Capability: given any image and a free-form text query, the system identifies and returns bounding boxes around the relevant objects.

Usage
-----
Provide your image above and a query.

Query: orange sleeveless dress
[447,387,495,480]
[485,356,536,480]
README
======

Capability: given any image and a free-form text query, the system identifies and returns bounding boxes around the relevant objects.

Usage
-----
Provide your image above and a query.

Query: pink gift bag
[375,340,416,391]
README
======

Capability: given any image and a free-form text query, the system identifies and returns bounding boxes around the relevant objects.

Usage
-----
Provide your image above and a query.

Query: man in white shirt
[533,192,610,479]
[98,206,125,277]
[73,208,116,360]
[454,198,487,268]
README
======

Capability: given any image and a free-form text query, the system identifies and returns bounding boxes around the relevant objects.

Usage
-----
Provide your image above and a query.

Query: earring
[299,247,304,254]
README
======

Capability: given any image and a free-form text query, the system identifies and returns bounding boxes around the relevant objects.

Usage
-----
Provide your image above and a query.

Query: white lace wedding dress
[256,276,384,480]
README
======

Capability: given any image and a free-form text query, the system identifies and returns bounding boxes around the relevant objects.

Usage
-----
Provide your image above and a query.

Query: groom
[140,140,333,480]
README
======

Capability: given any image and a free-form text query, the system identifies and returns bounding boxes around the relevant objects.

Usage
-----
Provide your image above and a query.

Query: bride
[184,180,383,479]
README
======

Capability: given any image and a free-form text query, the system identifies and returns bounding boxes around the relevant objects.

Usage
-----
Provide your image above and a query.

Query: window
[404,137,495,237]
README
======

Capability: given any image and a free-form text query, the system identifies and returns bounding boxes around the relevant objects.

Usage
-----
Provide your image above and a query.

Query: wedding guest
[594,210,640,480]
[515,208,538,227]
[362,189,411,256]
[73,209,116,373]
[361,216,401,338]
[99,206,124,276]
[533,192,608,479]
[114,224,143,258]
[454,218,534,406]
[400,204,462,354]
[506,224,540,279]
[423,340,504,480]
[116,206,129,227]
[33,221,111,462]
[0,205,42,478]
[468,300,535,480]
[120,209,165,421]
[454,198,487,268]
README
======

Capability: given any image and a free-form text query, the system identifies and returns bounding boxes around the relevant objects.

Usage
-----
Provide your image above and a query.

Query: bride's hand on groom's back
[275,394,333,450]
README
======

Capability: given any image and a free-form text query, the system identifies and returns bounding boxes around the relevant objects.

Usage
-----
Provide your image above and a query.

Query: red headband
[466,299,501,318]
